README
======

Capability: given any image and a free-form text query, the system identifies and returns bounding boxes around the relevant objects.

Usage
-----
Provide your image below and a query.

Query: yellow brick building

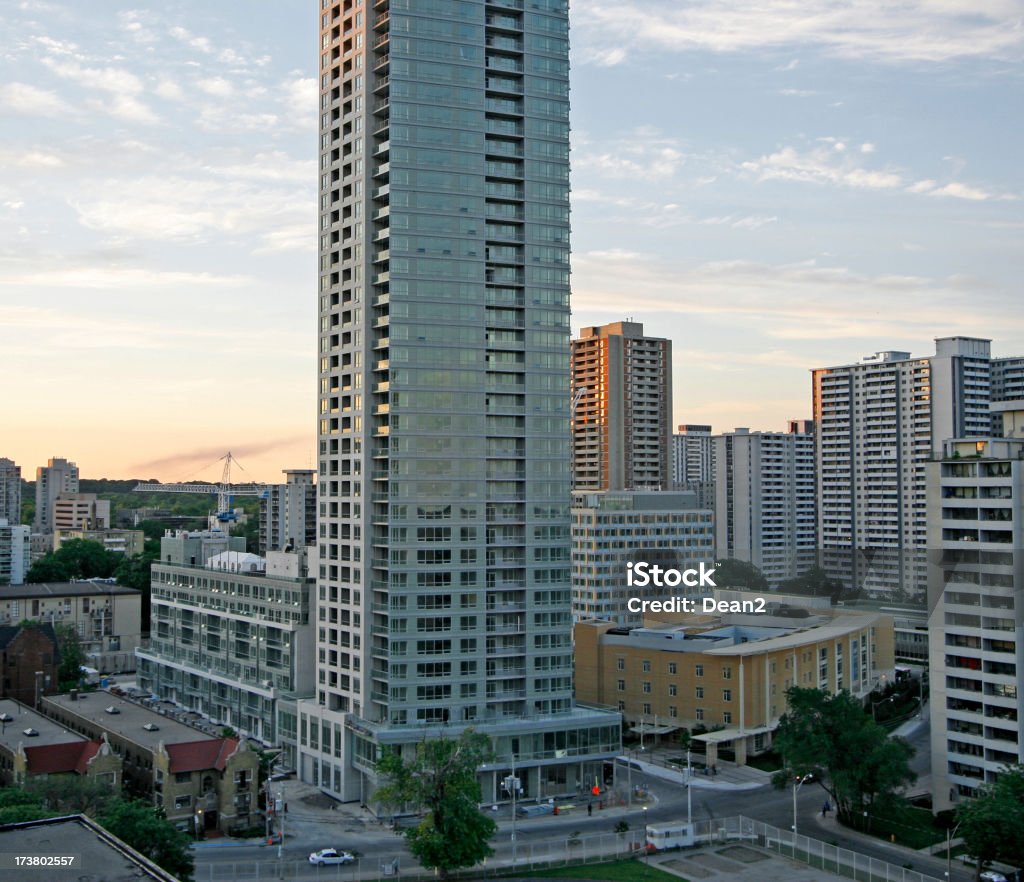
[575,608,895,765]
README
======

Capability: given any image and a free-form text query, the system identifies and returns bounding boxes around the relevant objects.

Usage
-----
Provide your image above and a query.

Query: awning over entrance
[628,723,680,736]
[691,724,773,745]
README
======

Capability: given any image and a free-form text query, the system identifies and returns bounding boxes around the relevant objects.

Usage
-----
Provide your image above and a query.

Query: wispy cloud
[740,144,903,190]
[0,81,73,116]
[575,0,1024,65]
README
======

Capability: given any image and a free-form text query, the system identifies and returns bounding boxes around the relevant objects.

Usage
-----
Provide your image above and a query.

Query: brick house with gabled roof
[0,623,60,708]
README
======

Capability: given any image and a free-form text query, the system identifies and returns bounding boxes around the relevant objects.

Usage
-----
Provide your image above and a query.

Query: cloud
[131,436,310,477]
[574,0,1024,65]
[572,249,1020,342]
[169,25,213,54]
[0,82,73,116]
[0,265,250,290]
[574,130,687,180]
[154,78,185,101]
[907,180,997,201]
[41,58,158,123]
[5,149,64,168]
[197,76,233,98]
[740,144,903,190]
[69,174,314,251]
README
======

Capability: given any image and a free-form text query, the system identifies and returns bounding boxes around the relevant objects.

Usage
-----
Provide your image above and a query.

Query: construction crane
[133,451,267,523]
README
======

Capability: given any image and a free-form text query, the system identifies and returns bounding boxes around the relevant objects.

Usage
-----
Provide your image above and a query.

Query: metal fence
[737,816,946,882]
[193,828,648,882]
[193,815,947,882]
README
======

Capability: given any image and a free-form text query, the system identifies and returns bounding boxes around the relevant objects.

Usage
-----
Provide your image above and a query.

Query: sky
[2,0,1023,483]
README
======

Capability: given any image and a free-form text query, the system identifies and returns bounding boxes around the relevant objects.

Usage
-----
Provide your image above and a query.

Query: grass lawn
[745,750,782,773]
[519,858,686,882]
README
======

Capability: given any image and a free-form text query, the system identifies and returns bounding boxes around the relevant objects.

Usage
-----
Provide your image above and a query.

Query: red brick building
[0,624,60,707]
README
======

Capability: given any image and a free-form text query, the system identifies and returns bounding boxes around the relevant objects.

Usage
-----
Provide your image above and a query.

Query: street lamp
[870,695,895,722]
[684,748,692,826]
[792,774,812,836]
[945,821,962,881]
[641,805,648,863]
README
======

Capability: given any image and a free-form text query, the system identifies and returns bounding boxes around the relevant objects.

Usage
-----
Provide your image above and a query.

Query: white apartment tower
[671,424,714,489]
[34,457,79,534]
[304,0,619,804]
[713,423,816,587]
[259,469,318,555]
[813,338,992,599]
[927,416,1024,811]
[571,321,673,492]
[0,459,21,526]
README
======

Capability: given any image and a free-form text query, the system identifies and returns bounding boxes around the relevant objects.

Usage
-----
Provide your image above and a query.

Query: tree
[773,687,916,828]
[25,774,116,817]
[55,623,87,690]
[957,764,1024,878]
[97,799,194,882]
[778,566,845,601]
[374,730,496,879]
[0,787,55,825]
[27,539,118,583]
[713,558,768,590]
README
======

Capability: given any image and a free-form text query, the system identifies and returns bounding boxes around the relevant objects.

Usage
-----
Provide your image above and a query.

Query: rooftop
[0,699,86,752]
[43,691,219,752]
[0,815,182,881]
[0,582,140,599]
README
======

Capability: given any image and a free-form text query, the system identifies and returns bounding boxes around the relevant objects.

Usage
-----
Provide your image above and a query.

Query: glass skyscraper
[299,0,620,804]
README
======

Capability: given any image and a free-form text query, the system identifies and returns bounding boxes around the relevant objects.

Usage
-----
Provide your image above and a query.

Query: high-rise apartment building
[713,423,816,587]
[927,423,1024,811]
[571,321,673,491]
[259,469,317,555]
[813,338,992,599]
[34,457,79,533]
[304,0,619,803]
[52,493,110,534]
[0,459,21,526]
[671,424,713,490]
[0,521,31,586]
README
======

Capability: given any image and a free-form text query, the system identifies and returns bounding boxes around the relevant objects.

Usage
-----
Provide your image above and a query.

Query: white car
[979,872,1007,882]
[309,849,355,866]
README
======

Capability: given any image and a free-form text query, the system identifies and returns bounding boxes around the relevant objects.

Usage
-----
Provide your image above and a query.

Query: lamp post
[685,748,692,826]
[870,695,895,722]
[503,757,520,865]
[792,774,811,836]
[945,821,961,881]
[642,805,648,863]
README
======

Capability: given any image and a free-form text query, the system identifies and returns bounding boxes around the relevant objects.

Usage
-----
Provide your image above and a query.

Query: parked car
[309,849,355,866]
[979,872,1007,882]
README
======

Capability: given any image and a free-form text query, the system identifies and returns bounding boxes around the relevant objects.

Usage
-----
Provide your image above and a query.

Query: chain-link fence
[739,816,946,882]
[193,815,947,882]
[193,828,647,882]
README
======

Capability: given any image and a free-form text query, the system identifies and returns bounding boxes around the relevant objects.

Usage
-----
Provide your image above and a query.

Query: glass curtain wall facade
[307,0,619,804]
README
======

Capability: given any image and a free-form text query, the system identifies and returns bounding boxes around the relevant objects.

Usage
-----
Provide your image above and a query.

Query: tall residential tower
[302,0,619,804]
[571,321,673,491]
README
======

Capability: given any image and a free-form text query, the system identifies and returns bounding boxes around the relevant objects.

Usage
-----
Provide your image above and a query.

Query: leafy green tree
[25,774,116,817]
[55,623,87,690]
[27,539,118,583]
[713,558,769,590]
[773,687,916,827]
[374,730,496,879]
[97,799,194,882]
[957,764,1024,878]
[0,788,54,824]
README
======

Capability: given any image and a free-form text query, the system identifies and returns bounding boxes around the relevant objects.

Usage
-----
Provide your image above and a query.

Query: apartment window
[722,666,732,680]
[723,711,732,725]
[642,681,651,694]
[642,702,651,715]
[174,772,191,784]
[695,664,704,677]
[696,708,704,721]
[617,679,625,691]
[695,686,704,699]
[174,795,191,809]
[616,657,625,671]
[668,706,677,718]
[668,662,677,674]
[668,684,677,696]
[723,689,732,702]
[642,660,651,672]
[617,700,625,711]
